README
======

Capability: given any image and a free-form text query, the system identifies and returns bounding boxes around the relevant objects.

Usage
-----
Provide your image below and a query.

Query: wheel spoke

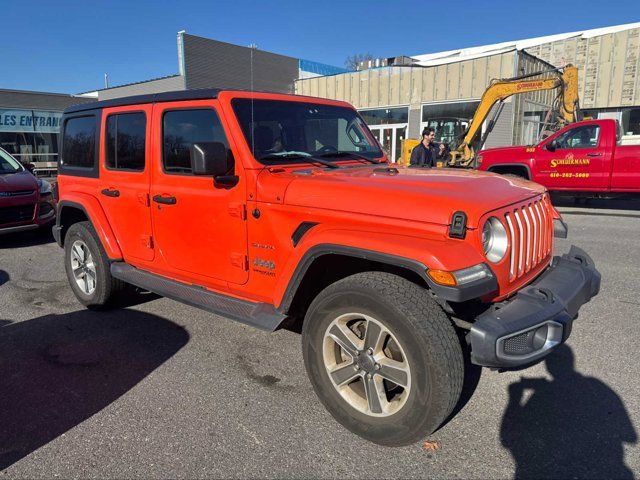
[73,266,84,278]
[85,259,96,273]
[364,320,384,352]
[364,375,386,414]
[83,274,90,294]
[377,357,410,388]
[72,245,83,263]
[328,324,360,358]
[87,274,96,292]
[329,363,359,387]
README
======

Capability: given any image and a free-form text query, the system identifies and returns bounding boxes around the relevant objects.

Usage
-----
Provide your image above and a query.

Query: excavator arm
[451,65,579,167]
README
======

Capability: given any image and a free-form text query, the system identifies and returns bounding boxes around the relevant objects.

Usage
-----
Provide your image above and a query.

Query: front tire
[302,272,463,446]
[64,221,123,309]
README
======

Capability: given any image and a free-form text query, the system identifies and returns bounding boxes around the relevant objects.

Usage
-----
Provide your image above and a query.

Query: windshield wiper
[259,153,339,169]
[317,151,380,164]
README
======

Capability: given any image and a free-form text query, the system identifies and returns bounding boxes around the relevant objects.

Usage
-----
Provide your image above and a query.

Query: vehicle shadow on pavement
[0,228,55,249]
[0,309,189,471]
[0,270,9,286]
[500,344,637,479]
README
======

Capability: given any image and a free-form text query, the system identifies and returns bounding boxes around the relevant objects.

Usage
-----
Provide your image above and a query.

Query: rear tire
[64,221,123,309]
[302,271,463,446]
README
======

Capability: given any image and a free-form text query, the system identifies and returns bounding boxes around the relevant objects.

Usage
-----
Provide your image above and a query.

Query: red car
[0,147,56,235]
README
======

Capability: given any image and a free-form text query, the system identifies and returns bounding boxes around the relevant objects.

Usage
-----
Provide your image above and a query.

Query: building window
[62,116,96,168]
[106,112,146,171]
[360,107,408,125]
[162,109,229,175]
[422,101,480,123]
[0,109,61,166]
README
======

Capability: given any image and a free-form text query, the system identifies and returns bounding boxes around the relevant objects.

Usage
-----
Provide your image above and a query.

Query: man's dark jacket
[410,142,440,167]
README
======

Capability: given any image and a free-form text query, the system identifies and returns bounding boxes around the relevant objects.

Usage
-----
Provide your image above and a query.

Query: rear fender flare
[57,194,123,260]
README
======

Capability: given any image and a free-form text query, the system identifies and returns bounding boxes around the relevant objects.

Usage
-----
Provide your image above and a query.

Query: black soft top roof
[63,88,221,114]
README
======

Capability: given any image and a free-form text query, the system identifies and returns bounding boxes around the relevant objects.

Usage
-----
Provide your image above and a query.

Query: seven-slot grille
[0,204,36,225]
[503,196,553,282]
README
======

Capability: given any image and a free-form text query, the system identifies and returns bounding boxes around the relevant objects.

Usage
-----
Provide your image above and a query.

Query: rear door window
[105,112,146,171]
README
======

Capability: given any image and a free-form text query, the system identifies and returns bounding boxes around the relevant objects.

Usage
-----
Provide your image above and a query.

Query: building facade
[296,22,640,162]
[0,89,95,174]
[94,32,346,101]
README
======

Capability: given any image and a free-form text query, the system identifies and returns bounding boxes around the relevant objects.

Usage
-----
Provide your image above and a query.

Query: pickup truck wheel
[302,271,463,446]
[64,221,122,309]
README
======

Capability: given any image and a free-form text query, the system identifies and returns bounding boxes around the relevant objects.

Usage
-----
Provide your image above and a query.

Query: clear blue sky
[2,0,638,94]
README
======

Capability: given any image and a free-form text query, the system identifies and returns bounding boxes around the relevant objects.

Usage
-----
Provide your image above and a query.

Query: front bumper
[468,245,600,368]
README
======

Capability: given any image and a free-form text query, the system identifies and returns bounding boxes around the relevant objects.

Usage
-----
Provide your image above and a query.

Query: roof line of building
[77,73,183,94]
[411,21,640,65]
[0,88,95,98]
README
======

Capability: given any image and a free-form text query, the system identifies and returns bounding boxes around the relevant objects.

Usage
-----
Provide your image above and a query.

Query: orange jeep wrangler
[54,89,600,446]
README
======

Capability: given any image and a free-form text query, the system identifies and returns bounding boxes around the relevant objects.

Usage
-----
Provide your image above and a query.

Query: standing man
[410,127,446,167]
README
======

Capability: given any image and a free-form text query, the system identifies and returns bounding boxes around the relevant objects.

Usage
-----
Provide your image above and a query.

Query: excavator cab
[425,117,470,151]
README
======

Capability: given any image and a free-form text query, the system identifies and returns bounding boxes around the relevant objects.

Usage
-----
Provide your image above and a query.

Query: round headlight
[482,217,508,263]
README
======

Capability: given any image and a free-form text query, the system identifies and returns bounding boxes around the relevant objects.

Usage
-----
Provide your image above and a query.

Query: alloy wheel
[70,239,97,295]
[322,312,412,417]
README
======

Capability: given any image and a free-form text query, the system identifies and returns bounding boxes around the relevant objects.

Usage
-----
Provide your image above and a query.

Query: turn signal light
[427,270,457,286]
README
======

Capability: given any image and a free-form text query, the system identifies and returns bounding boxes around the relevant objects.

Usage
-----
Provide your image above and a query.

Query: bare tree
[344,53,374,71]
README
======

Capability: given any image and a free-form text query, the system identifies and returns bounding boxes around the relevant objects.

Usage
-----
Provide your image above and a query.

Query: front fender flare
[277,244,430,312]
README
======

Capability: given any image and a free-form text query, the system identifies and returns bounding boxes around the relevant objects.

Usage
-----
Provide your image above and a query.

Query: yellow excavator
[400,64,580,167]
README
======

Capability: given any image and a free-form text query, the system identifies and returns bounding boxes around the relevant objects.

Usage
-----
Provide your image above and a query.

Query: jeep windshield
[232,99,383,165]
[0,148,24,174]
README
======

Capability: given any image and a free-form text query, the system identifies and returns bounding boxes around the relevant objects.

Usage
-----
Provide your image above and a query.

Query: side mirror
[190,142,232,176]
[545,140,557,152]
[24,162,36,174]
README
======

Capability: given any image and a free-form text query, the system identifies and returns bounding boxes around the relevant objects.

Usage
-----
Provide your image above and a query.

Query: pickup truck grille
[0,204,36,225]
[503,196,553,282]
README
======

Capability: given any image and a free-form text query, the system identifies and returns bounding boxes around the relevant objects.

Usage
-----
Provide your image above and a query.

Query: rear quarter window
[59,112,101,178]
[62,116,96,168]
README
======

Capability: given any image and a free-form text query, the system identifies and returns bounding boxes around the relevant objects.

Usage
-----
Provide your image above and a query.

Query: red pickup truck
[477,119,640,195]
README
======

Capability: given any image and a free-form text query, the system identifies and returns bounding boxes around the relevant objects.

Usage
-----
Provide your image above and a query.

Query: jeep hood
[279,166,545,228]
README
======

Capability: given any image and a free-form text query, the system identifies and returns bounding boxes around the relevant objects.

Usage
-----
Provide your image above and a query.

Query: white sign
[0,109,62,133]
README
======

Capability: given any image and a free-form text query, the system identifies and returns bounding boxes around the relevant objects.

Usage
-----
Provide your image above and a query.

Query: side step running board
[110,262,286,331]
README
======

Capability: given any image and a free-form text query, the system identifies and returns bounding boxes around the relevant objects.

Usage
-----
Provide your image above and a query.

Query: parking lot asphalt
[1,197,639,479]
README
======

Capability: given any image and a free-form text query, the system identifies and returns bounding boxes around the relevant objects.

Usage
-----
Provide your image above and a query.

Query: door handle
[586,153,603,157]
[101,188,120,197]
[152,194,177,205]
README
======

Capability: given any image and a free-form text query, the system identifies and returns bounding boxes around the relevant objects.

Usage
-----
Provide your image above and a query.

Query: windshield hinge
[228,203,247,220]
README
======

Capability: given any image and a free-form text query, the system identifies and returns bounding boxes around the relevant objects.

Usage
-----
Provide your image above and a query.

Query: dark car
[0,147,56,236]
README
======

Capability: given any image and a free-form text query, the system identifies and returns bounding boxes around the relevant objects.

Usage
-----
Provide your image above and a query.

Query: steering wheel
[317,145,338,154]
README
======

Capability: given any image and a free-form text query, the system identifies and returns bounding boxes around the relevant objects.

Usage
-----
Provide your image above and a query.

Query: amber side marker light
[427,264,492,287]
[427,270,457,286]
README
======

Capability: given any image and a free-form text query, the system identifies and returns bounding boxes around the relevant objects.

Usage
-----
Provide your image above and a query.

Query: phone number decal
[550,172,590,178]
